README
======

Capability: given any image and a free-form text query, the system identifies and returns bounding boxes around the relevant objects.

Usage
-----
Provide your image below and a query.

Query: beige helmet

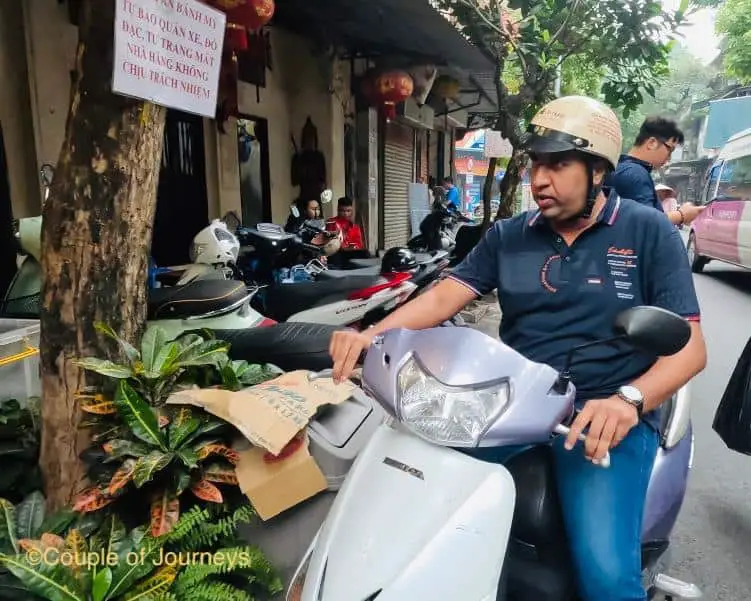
[524,96,623,169]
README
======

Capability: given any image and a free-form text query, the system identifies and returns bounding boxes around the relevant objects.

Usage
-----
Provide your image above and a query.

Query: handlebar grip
[553,424,611,468]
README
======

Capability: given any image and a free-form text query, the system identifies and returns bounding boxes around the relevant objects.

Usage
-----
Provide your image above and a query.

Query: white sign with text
[112,0,226,117]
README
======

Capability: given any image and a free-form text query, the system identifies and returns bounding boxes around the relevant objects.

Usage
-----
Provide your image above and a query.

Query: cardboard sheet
[166,370,356,519]
[235,433,327,520]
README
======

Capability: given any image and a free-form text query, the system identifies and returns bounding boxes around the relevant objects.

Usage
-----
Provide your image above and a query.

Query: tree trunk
[481,156,497,231]
[40,0,166,511]
[495,149,526,219]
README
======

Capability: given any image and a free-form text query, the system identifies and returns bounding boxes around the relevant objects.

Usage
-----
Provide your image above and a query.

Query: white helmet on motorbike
[189,219,240,265]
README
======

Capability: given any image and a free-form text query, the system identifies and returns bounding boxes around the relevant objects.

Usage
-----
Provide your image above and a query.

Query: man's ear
[592,162,608,186]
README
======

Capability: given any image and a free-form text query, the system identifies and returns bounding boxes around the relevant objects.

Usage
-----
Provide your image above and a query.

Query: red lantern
[224,23,248,53]
[373,71,414,120]
[213,0,275,32]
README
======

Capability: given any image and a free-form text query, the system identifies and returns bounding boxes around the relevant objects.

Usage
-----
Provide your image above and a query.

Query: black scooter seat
[215,322,343,372]
[260,276,382,322]
[148,280,248,320]
[347,252,440,270]
[317,265,382,280]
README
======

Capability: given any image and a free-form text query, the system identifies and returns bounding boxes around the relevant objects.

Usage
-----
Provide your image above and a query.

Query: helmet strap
[574,161,602,220]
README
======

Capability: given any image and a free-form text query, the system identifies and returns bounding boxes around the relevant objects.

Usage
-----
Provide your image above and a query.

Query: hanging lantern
[373,71,414,121]
[432,75,461,102]
[213,0,275,32]
[224,23,248,53]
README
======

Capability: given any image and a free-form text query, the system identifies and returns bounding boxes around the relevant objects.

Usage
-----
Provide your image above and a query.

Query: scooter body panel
[146,301,267,340]
[287,282,416,325]
[295,424,515,601]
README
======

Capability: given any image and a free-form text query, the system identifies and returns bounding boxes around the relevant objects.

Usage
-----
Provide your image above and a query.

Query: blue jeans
[552,421,659,601]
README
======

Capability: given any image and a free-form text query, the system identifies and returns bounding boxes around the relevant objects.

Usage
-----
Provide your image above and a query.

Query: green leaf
[133,452,174,488]
[108,535,163,599]
[167,412,201,451]
[113,382,166,450]
[14,492,44,540]
[220,364,240,391]
[39,509,78,538]
[0,500,18,554]
[91,567,112,601]
[95,323,140,364]
[74,358,133,379]
[173,470,192,496]
[89,515,129,564]
[172,340,230,369]
[0,553,85,601]
[145,342,180,380]
[102,439,151,462]
[183,420,230,448]
[176,448,199,470]
[140,327,167,375]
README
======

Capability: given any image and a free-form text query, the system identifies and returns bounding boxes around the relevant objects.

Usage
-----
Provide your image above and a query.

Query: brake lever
[553,424,611,468]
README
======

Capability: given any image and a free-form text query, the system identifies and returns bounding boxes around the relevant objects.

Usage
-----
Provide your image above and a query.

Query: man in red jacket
[329,197,365,250]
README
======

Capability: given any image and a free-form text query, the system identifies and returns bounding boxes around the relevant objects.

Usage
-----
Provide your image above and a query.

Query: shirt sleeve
[644,220,700,322]
[447,222,502,296]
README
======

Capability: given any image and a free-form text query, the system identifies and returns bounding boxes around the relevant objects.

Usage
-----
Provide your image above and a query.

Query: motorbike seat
[317,265,382,280]
[148,280,248,320]
[214,322,344,372]
[260,276,383,322]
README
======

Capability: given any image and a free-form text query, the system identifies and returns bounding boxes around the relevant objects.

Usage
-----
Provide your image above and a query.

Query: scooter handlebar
[553,424,611,468]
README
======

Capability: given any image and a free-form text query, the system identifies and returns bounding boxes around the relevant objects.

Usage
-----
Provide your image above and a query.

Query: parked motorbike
[285,306,701,601]
[0,216,346,372]
[408,201,473,253]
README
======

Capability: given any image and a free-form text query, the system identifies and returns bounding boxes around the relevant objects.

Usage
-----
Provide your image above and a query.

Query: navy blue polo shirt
[605,154,662,212]
[448,192,700,430]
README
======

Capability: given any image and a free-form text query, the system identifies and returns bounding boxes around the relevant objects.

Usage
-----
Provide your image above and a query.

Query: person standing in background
[655,184,678,214]
[443,176,461,211]
[606,117,704,227]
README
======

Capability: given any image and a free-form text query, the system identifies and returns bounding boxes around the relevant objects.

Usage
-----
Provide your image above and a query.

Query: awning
[704,95,751,149]
[273,0,497,115]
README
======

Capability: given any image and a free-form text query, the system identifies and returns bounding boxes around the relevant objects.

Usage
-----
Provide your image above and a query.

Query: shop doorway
[152,109,209,267]
[0,123,16,299]
[236,116,271,226]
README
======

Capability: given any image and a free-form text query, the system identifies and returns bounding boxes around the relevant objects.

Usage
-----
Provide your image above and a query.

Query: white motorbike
[285,306,702,601]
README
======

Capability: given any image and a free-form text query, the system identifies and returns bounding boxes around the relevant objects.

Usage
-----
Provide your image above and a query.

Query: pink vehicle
[688,127,751,272]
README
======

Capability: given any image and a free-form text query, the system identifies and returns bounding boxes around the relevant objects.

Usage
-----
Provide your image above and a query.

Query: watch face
[620,385,643,403]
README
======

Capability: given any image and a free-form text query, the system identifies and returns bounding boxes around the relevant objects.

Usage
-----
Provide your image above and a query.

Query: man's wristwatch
[617,385,644,418]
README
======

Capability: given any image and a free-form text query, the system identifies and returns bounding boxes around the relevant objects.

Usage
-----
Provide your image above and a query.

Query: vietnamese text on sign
[112,0,226,118]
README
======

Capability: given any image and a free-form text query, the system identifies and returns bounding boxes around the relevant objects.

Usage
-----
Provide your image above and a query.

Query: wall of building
[0,0,46,217]
[213,28,351,223]
[7,0,350,228]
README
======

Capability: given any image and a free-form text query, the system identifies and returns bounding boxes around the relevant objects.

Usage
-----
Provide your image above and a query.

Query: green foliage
[0,398,42,503]
[0,492,96,601]
[75,324,232,407]
[716,0,751,83]
[0,502,281,601]
[614,45,718,149]
[75,380,243,537]
[73,324,277,537]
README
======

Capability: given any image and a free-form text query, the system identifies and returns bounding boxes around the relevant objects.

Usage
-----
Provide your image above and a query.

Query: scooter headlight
[396,357,509,447]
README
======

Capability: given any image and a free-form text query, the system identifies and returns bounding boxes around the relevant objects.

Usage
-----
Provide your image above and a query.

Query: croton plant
[73,324,277,536]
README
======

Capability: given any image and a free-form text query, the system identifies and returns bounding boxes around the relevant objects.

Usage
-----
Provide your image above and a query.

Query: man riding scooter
[329,96,707,601]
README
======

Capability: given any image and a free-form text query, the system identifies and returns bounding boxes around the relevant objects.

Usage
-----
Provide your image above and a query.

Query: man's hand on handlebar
[565,396,639,463]
[330,330,372,383]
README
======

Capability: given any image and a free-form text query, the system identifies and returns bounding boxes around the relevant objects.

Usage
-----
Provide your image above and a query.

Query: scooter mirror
[613,306,691,357]
[290,203,300,218]
[320,189,333,204]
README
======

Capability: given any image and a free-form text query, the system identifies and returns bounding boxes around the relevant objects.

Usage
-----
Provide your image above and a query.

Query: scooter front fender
[290,424,515,601]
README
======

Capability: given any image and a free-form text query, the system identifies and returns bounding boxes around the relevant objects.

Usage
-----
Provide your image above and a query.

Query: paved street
[471,261,751,599]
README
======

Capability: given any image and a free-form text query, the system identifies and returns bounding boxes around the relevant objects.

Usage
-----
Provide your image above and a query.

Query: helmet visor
[521,125,591,157]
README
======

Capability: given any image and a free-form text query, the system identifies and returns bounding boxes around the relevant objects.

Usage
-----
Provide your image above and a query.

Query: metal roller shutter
[383,121,414,249]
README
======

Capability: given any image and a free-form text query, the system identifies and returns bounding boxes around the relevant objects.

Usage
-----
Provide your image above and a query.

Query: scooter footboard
[289,424,516,601]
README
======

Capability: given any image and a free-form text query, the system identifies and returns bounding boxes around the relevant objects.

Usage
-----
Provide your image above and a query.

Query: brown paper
[166,370,355,455]
[235,434,327,521]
